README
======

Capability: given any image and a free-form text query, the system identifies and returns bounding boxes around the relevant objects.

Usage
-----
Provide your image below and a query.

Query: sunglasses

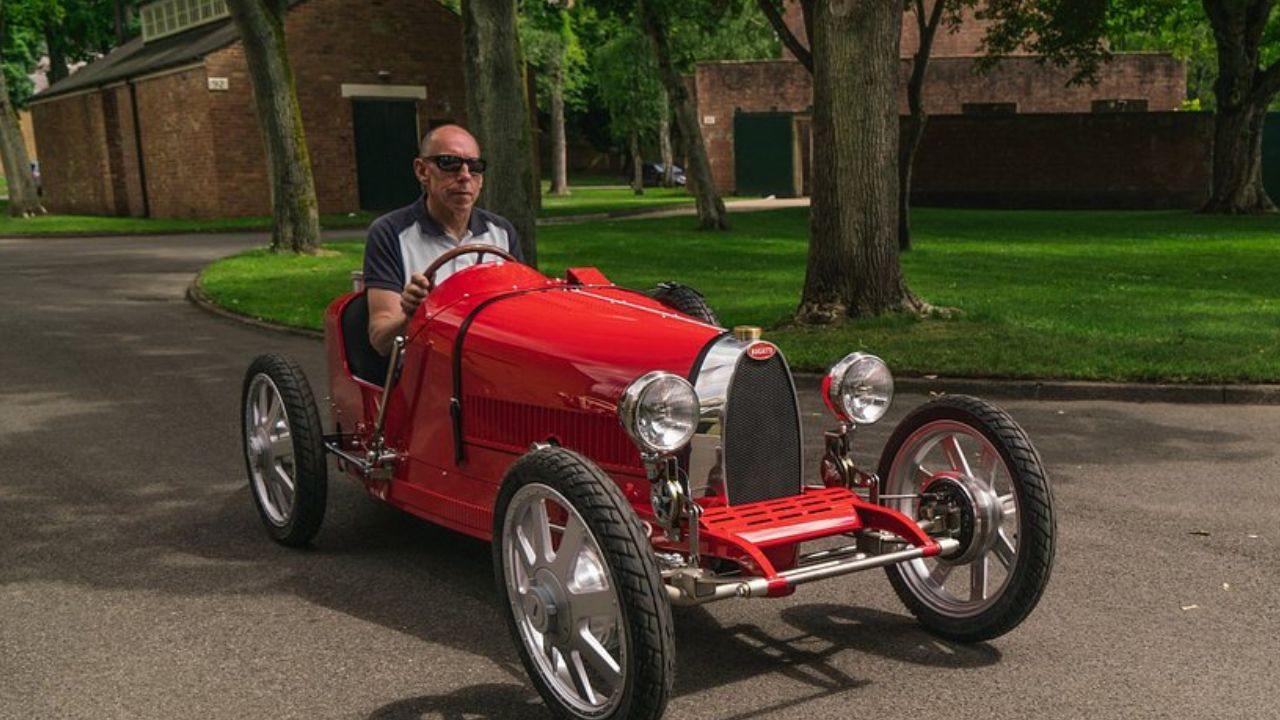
[423,154,487,174]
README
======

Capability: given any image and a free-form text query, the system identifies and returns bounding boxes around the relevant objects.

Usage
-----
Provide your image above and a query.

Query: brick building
[30,0,467,218]
[698,2,1199,207]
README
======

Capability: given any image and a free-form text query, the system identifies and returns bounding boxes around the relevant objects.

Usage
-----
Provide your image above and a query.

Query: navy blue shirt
[363,198,523,293]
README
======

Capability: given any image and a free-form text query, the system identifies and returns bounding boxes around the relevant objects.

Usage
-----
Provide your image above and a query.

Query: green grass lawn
[0,184,691,236]
[197,206,1280,381]
[0,199,376,236]
[538,185,695,217]
[203,207,1280,383]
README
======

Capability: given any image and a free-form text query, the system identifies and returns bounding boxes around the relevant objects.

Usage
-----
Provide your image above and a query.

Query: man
[363,124,523,355]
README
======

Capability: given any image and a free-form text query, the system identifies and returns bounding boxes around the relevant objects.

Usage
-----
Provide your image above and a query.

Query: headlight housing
[618,371,700,455]
[823,352,894,425]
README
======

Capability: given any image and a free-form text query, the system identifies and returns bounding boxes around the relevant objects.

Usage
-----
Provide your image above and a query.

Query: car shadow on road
[364,682,548,720]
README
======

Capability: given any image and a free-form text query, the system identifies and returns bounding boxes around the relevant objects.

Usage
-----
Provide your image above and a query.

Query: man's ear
[413,157,431,191]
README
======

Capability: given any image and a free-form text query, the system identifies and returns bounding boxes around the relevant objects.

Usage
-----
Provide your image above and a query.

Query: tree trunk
[1204,101,1275,213]
[549,64,569,196]
[115,0,131,44]
[638,0,727,230]
[225,0,320,253]
[1201,0,1279,213]
[630,130,644,195]
[45,27,69,84]
[899,0,947,251]
[797,0,922,324]
[462,0,539,265]
[659,96,674,187]
[0,3,44,217]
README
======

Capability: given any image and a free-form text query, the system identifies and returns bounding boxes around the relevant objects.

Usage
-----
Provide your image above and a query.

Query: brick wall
[910,112,1213,209]
[134,65,222,218]
[696,54,1186,194]
[914,54,1185,114]
[694,61,812,193]
[32,0,466,219]
[195,0,468,218]
[31,93,114,214]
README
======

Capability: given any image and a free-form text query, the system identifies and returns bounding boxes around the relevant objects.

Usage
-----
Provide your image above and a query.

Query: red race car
[241,245,1055,720]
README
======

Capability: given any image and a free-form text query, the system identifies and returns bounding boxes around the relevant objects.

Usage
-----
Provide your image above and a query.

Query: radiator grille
[465,395,643,470]
[722,353,802,505]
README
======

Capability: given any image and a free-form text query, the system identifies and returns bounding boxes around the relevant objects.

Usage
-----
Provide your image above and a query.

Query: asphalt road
[2,233,1277,720]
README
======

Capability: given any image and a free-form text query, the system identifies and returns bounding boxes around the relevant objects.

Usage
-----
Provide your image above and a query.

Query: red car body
[322,260,940,592]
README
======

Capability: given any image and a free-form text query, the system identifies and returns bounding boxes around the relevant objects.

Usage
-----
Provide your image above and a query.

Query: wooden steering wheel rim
[423,243,519,291]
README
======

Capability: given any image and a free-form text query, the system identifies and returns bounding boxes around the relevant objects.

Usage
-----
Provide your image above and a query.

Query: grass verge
[201,207,1280,383]
[538,185,695,218]
[0,184,692,236]
[0,199,375,236]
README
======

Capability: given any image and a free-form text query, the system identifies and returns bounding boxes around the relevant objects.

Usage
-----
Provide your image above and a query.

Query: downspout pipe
[127,79,150,218]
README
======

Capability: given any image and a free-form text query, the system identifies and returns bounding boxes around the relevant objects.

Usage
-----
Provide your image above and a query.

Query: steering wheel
[422,244,519,291]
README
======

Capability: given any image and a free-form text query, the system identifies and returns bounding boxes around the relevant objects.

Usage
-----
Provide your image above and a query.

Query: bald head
[420,124,480,157]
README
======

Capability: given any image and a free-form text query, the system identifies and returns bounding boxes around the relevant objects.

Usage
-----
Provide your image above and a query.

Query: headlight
[823,352,894,424]
[618,371,699,454]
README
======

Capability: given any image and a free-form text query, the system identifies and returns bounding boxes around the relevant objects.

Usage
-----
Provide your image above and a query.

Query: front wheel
[241,353,327,546]
[878,395,1055,642]
[494,447,674,720]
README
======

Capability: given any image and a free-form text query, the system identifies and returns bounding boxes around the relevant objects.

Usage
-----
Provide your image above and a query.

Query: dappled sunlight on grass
[199,207,1280,383]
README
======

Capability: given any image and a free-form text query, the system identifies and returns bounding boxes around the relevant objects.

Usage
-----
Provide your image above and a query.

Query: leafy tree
[41,0,118,83]
[592,22,664,193]
[992,0,1279,212]
[225,0,320,252]
[0,0,44,216]
[462,0,539,264]
[592,0,730,229]
[898,0,973,252]
[1110,1,1218,109]
[1195,0,1280,212]
[521,0,587,196]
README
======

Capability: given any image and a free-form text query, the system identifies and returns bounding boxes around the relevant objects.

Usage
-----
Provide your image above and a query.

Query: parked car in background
[641,162,686,187]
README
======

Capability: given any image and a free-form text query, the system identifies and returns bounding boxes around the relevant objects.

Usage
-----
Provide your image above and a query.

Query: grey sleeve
[496,215,524,263]
[362,220,404,292]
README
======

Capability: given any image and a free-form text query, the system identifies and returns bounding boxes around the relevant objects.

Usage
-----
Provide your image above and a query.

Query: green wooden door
[734,111,795,197]
[1264,113,1280,200]
[352,100,420,211]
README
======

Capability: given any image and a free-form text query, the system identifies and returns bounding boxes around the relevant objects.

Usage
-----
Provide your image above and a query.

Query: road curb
[189,273,1280,406]
[187,276,323,341]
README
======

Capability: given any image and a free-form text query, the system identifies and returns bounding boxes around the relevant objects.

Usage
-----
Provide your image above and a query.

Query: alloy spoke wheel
[245,373,296,527]
[503,483,625,717]
[887,420,1020,617]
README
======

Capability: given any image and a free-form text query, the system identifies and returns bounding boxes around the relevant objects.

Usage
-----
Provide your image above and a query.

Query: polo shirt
[362,197,523,293]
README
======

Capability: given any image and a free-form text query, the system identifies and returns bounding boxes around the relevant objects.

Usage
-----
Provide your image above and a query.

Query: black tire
[877,395,1055,642]
[493,447,674,720]
[241,353,327,547]
[648,282,720,326]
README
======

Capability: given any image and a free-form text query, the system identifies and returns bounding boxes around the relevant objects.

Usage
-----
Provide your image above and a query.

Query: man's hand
[400,272,430,317]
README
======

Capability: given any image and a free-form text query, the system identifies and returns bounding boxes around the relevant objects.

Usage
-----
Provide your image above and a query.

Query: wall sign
[207,77,229,91]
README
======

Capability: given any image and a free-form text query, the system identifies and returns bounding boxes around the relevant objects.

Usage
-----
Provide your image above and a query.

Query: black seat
[341,293,390,386]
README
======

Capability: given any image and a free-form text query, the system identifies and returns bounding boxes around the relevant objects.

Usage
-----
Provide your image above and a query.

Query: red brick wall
[31,92,114,214]
[910,112,1213,209]
[696,54,1186,194]
[913,54,1185,114]
[103,85,146,217]
[32,0,466,218]
[197,0,468,218]
[694,60,812,194]
[134,65,222,218]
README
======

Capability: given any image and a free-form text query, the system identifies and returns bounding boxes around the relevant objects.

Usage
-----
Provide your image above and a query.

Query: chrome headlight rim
[824,352,894,425]
[618,371,700,455]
